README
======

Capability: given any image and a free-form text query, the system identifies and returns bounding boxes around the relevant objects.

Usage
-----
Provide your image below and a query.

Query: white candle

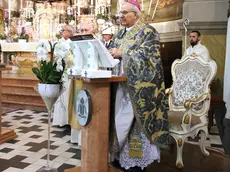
[148,0,152,15]
[119,0,122,11]
[142,0,144,11]
[91,0,93,6]
[8,0,11,24]
[152,0,160,19]
[20,0,22,9]
[78,0,80,16]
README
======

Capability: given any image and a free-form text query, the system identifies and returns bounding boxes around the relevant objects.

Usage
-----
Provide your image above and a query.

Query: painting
[142,0,183,23]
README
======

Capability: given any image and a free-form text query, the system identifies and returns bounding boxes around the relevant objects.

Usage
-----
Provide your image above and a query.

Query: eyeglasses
[61,29,72,33]
[78,29,89,33]
[119,10,136,15]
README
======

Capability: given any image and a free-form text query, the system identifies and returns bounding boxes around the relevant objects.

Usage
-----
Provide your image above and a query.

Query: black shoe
[64,125,71,135]
[125,167,145,172]
[111,160,122,168]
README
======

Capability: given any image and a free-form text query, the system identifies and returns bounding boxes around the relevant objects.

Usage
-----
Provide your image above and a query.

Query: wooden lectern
[0,67,17,144]
[65,76,125,172]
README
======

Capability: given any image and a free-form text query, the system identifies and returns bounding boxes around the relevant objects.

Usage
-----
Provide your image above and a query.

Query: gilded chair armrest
[165,87,173,95]
[184,93,210,109]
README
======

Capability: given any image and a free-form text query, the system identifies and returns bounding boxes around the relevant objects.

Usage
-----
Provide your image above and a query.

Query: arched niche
[34,12,54,40]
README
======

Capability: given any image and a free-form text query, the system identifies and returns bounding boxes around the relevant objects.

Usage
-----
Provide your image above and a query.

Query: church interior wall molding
[178,21,227,35]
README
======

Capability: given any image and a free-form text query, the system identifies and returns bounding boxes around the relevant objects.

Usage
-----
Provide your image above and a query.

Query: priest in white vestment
[183,30,211,61]
[52,25,75,127]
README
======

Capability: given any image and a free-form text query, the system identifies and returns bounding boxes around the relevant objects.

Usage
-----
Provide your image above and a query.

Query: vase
[35,83,63,172]
[25,22,32,26]
[18,39,27,43]
[97,18,105,25]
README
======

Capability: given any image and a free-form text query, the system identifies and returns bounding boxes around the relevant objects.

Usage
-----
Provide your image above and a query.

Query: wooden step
[1,78,39,86]
[2,94,44,105]
[0,128,17,144]
[1,75,47,111]
[2,102,46,112]
[2,100,45,107]
[2,85,39,95]
[2,91,40,97]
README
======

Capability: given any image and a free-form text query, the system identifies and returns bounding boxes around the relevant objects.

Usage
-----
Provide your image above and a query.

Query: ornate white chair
[166,54,217,168]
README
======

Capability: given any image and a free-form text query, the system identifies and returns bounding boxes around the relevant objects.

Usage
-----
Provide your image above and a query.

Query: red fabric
[127,0,141,10]
[211,97,224,103]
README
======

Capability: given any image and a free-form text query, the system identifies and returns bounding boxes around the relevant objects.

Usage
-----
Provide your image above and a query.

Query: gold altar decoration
[39,15,51,39]
[0,8,4,36]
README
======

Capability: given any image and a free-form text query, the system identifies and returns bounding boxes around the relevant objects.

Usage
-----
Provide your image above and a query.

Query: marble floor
[0,110,80,172]
[0,109,225,172]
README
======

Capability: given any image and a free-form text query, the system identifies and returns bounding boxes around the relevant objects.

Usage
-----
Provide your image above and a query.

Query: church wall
[181,0,228,98]
[183,0,228,22]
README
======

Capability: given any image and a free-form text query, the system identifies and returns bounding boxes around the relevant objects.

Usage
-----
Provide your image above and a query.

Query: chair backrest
[169,54,217,111]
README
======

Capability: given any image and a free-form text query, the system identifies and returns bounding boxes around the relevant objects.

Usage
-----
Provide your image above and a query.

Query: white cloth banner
[224,17,230,119]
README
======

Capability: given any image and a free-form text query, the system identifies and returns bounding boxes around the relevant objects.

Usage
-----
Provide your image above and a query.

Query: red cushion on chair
[211,98,223,103]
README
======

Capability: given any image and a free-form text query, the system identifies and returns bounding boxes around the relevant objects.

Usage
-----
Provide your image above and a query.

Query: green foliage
[97,13,109,21]
[32,60,66,84]
[13,37,19,42]
[26,17,33,22]
[19,34,29,41]
[67,14,75,21]
[56,34,61,40]
[0,34,6,40]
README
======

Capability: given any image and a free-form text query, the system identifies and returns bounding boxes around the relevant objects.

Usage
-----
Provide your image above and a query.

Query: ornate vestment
[110,20,169,165]
[183,41,211,61]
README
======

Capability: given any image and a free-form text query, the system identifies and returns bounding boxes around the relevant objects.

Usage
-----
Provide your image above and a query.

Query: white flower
[36,39,49,62]
[56,64,63,72]
[53,39,73,72]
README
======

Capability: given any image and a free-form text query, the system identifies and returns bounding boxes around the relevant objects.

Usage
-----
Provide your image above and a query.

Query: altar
[1,42,51,74]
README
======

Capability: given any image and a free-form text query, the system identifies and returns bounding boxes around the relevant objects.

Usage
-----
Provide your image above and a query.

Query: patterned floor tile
[0,110,81,172]
[0,109,225,171]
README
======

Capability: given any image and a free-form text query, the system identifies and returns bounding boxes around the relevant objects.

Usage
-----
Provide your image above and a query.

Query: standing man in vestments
[183,30,211,61]
[109,1,169,171]
[53,25,75,132]
[101,28,114,50]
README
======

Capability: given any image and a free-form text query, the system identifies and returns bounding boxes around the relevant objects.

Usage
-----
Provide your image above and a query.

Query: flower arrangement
[97,13,109,21]
[0,34,6,40]
[32,39,72,85]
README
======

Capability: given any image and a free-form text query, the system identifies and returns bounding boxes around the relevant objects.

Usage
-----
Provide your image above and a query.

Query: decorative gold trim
[184,93,210,109]
[165,87,173,95]
[184,114,190,124]
[176,162,184,169]
[177,138,183,148]
[190,53,198,57]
